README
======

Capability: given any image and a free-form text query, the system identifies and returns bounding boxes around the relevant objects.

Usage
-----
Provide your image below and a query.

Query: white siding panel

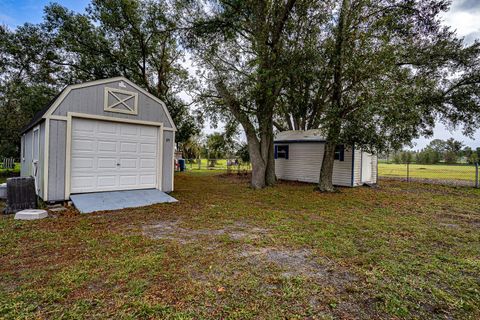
[372,154,378,183]
[274,143,353,186]
[353,148,362,186]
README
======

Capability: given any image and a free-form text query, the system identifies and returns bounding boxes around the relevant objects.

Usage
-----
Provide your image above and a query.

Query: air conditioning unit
[3,177,37,214]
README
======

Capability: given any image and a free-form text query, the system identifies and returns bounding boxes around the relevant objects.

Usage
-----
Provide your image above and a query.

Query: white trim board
[104,87,139,115]
[43,118,50,201]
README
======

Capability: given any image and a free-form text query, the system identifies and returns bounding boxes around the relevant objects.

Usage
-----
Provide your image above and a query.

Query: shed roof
[20,76,176,134]
[274,130,326,143]
[21,89,65,134]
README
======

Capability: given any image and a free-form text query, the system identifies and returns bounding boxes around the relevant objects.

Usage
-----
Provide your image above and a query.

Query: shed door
[70,118,159,194]
[32,127,40,194]
[361,152,372,183]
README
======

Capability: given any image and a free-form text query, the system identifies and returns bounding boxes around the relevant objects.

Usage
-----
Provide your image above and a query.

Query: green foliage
[236,143,250,163]
[416,149,441,165]
[204,132,237,159]
[0,0,201,156]
[393,151,415,164]
[467,152,478,164]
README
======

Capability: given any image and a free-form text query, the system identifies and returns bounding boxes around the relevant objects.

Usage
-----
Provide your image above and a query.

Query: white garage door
[71,118,159,194]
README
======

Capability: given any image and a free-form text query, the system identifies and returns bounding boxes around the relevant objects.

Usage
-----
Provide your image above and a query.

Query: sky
[1,0,479,149]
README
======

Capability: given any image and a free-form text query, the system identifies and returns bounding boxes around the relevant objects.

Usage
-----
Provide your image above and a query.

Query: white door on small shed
[361,152,372,183]
[70,118,159,194]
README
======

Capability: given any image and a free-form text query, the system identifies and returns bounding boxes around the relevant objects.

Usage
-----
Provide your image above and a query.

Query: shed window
[334,145,344,161]
[275,145,289,159]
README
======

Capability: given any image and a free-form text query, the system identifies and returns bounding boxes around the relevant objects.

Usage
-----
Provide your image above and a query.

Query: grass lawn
[379,163,476,181]
[183,159,251,171]
[1,172,479,319]
[0,163,21,174]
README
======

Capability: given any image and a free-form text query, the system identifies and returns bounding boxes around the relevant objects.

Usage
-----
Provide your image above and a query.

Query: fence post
[475,162,479,189]
[407,162,410,182]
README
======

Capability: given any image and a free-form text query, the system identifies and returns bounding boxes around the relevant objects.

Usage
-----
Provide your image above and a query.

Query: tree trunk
[317,0,349,192]
[246,132,268,189]
[318,141,337,192]
[265,129,276,186]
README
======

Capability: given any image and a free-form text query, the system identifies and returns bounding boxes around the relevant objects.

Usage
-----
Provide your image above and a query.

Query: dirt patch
[143,220,269,243]
[239,246,357,284]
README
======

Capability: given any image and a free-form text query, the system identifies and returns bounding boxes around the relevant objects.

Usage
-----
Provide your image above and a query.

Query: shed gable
[48,77,175,130]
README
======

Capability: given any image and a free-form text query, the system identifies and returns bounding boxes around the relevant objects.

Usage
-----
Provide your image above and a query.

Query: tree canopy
[0,0,201,158]
[186,0,480,190]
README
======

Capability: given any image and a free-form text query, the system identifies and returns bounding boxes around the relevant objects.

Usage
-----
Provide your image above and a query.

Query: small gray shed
[20,77,176,202]
[274,130,377,186]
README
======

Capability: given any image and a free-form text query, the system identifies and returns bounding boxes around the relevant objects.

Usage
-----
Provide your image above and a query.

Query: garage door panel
[140,126,157,137]
[120,158,137,168]
[72,139,96,152]
[98,122,117,134]
[98,141,117,152]
[71,118,159,194]
[140,143,156,154]
[120,125,138,136]
[71,176,95,189]
[97,175,116,188]
[140,158,156,169]
[98,158,117,169]
[119,175,138,186]
[140,175,156,185]
[120,142,138,153]
[72,157,95,169]
[73,120,95,133]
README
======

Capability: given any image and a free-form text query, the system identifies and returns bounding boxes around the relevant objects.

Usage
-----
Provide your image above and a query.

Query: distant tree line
[388,139,480,165]
[181,133,249,163]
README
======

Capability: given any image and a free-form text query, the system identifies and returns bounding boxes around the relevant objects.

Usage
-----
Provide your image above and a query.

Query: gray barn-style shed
[274,130,377,186]
[20,77,176,202]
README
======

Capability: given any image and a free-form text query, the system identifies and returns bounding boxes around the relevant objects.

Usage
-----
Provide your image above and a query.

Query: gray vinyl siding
[38,122,45,199]
[47,120,67,201]
[52,80,174,129]
[21,132,32,177]
[162,130,174,192]
[274,143,353,186]
[20,122,46,199]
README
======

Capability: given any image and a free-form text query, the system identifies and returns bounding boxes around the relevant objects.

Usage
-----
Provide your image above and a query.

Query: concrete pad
[15,209,48,220]
[70,189,178,214]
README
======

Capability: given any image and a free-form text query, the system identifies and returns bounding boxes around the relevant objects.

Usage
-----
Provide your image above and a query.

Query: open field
[183,159,251,171]
[1,171,479,319]
[379,163,476,182]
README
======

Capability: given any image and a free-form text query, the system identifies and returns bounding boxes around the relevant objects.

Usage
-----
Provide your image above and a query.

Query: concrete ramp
[70,189,177,213]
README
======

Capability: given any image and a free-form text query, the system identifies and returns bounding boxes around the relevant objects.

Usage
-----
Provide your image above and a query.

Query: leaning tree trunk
[317,0,349,192]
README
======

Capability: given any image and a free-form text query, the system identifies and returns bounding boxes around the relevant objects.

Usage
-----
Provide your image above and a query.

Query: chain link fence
[180,159,252,173]
[378,161,479,188]
[178,158,480,188]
